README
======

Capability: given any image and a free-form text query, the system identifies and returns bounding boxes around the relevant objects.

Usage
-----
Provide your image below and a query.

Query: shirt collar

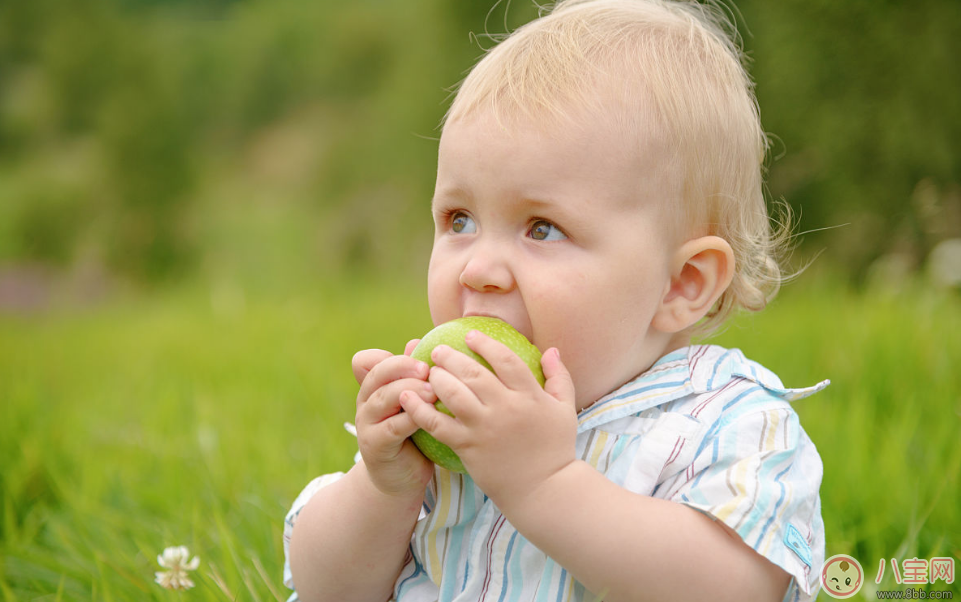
[576,347,694,432]
[576,345,829,432]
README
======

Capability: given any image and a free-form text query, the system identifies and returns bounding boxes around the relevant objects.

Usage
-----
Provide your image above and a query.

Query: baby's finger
[399,390,463,448]
[364,408,422,449]
[360,377,434,422]
[357,354,430,404]
[428,344,500,402]
[351,349,393,385]
[357,412,425,474]
[426,365,484,423]
[404,339,421,357]
[464,329,541,391]
[541,347,576,407]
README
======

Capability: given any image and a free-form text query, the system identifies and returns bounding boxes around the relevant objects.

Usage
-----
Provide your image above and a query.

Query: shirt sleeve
[671,402,825,601]
[282,471,347,599]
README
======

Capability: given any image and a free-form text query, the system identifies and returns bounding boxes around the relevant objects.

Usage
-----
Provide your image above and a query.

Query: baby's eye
[450,212,477,234]
[529,219,566,241]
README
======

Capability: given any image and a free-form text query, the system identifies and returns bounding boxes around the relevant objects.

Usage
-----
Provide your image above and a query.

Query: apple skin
[409,317,545,473]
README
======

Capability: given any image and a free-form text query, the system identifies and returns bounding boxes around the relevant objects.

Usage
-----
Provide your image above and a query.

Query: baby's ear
[652,236,735,334]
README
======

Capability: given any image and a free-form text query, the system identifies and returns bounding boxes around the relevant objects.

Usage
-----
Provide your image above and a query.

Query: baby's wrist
[489,459,586,520]
[358,460,429,508]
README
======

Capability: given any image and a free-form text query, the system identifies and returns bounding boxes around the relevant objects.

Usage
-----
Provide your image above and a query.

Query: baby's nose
[458,243,515,293]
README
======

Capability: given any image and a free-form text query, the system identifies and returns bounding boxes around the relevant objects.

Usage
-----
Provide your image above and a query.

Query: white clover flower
[155,545,200,590]
[344,422,362,463]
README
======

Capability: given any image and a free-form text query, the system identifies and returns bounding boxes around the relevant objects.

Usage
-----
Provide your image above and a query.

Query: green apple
[409,316,546,473]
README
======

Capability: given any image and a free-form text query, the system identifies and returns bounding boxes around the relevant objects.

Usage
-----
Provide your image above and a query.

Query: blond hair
[444,0,792,335]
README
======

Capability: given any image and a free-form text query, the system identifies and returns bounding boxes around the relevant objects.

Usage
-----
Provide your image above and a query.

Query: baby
[284,0,828,600]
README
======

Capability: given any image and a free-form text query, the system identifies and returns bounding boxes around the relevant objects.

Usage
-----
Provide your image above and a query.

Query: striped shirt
[284,345,828,601]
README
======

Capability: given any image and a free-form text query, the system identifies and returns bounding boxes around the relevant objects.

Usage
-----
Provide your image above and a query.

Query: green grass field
[1,271,958,600]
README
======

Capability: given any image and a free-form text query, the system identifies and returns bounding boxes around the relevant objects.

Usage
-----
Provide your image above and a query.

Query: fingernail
[465,330,477,341]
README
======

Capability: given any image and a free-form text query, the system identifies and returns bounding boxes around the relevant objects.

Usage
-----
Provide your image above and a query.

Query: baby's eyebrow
[519,195,587,222]
[512,193,580,216]
[431,185,472,209]
[521,197,556,211]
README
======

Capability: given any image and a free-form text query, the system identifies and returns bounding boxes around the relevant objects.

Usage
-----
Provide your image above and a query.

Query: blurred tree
[1,0,199,281]
[0,0,957,289]
[737,0,961,277]
[12,185,83,266]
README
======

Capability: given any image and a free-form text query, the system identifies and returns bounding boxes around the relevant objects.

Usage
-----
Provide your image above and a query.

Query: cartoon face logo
[821,554,864,598]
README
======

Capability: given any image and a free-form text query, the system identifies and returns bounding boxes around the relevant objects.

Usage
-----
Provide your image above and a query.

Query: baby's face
[427,107,685,409]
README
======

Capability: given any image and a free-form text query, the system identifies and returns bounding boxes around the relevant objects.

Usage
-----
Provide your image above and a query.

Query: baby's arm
[288,348,435,602]
[497,462,790,602]
[288,462,426,601]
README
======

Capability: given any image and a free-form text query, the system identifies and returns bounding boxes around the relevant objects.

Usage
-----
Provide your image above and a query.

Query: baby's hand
[352,342,435,499]
[400,330,578,508]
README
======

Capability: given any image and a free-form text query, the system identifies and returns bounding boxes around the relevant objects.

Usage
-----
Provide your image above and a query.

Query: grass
[1,270,958,599]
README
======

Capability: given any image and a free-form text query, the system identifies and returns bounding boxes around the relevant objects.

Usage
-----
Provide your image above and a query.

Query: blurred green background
[1,0,959,599]
[1,0,959,294]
